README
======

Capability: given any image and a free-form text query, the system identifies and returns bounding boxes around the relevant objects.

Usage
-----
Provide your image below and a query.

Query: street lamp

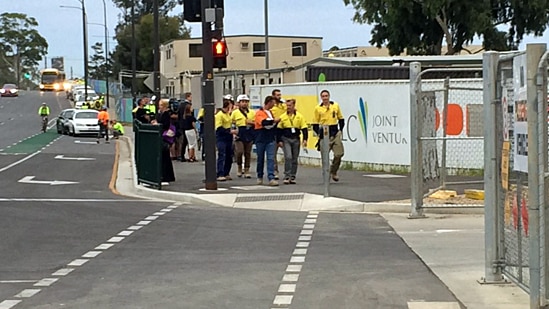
[88,21,110,106]
[60,0,89,99]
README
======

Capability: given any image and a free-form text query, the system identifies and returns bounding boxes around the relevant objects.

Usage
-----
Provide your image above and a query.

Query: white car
[65,109,100,136]
[70,85,93,101]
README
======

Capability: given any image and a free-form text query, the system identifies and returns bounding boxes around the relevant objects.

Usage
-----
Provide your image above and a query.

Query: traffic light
[183,0,224,22]
[213,39,227,69]
[23,72,31,79]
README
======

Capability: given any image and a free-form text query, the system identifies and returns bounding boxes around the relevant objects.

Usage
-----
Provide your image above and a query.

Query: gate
[410,66,485,210]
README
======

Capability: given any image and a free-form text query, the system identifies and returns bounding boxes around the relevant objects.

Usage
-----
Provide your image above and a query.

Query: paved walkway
[113,129,530,309]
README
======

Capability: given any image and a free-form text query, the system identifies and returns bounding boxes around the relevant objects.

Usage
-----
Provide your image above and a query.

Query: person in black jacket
[152,99,175,183]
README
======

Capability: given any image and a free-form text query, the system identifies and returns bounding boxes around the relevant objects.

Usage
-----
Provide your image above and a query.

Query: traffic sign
[144,73,168,92]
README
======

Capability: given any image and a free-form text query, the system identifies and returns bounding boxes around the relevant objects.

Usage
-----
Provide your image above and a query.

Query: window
[292,42,307,56]
[253,43,266,57]
[251,79,255,85]
[278,78,281,84]
[268,78,274,84]
[227,80,232,89]
[166,48,172,60]
[260,78,265,85]
[189,44,202,57]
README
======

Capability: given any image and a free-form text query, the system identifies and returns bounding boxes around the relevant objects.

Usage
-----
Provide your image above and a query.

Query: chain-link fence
[410,68,485,209]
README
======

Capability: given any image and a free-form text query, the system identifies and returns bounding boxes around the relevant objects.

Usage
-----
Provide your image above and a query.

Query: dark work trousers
[216,138,233,177]
[98,123,109,141]
[281,136,300,180]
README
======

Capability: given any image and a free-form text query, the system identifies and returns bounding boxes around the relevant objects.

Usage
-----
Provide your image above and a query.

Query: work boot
[269,179,279,186]
[237,166,243,177]
[217,176,226,181]
[274,171,279,180]
[331,173,340,182]
[244,169,252,178]
[257,178,263,185]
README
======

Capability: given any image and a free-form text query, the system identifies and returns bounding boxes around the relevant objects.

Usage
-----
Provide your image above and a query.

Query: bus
[39,68,66,91]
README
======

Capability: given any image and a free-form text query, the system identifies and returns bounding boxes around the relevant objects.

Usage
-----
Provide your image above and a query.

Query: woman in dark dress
[154,99,176,183]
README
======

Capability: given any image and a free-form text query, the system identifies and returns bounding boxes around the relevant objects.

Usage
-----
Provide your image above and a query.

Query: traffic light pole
[201,0,218,190]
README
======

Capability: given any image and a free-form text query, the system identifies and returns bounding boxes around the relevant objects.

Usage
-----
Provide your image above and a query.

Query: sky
[9,0,549,78]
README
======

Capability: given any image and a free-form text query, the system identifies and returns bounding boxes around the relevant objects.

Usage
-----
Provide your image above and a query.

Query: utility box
[191,76,224,109]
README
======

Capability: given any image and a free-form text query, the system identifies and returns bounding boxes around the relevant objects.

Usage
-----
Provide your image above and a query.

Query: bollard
[321,125,330,197]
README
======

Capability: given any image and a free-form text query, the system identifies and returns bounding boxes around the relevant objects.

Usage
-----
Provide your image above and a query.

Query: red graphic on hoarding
[434,104,464,135]
[512,193,529,236]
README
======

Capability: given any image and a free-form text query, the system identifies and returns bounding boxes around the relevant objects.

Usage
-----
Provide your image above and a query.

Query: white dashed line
[82,251,102,258]
[0,205,180,308]
[271,211,317,308]
[14,289,41,298]
[67,259,89,267]
[0,300,21,309]
[153,212,165,216]
[51,268,74,276]
[34,278,58,287]
[107,236,125,243]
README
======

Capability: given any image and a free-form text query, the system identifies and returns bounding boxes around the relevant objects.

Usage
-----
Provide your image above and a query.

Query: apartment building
[160,34,323,97]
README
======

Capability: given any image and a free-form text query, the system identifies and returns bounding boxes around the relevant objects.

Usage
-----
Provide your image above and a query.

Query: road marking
[145,216,159,220]
[0,205,181,308]
[0,198,159,202]
[230,185,278,190]
[118,230,134,236]
[55,155,96,161]
[407,302,461,309]
[51,268,74,276]
[153,212,166,216]
[137,220,152,225]
[67,259,89,266]
[14,289,41,298]
[271,211,317,308]
[18,176,78,186]
[0,300,21,309]
[0,280,37,284]
[33,278,58,287]
[0,152,39,174]
[363,174,406,178]
[74,140,98,145]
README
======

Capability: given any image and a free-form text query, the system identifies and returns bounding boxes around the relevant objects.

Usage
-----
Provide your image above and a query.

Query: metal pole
[153,0,160,112]
[102,0,109,107]
[526,43,546,309]
[264,0,269,70]
[131,2,137,106]
[482,51,504,283]
[202,0,217,190]
[440,77,449,189]
[321,125,330,197]
[409,62,423,218]
[82,0,89,99]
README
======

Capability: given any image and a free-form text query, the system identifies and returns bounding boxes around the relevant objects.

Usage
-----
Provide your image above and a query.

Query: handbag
[162,124,176,144]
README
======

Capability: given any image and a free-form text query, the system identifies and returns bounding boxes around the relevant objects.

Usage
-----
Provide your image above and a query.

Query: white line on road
[0,300,21,309]
[107,237,125,243]
[33,278,58,287]
[67,259,89,266]
[51,268,74,276]
[0,152,39,174]
[14,289,41,298]
[82,251,102,258]
[118,230,134,236]
[0,198,160,202]
[0,280,37,284]
[95,243,114,250]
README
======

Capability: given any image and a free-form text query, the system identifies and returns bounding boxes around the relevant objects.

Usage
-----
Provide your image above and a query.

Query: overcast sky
[9,0,549,78]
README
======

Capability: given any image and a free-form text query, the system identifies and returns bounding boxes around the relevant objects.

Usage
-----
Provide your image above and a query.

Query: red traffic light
[213,40,227,56]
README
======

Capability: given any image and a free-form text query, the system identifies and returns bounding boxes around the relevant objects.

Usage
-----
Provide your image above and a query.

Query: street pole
[101,0,110,108]
[153,0,160,112]
[202,0,217,190]
[264,0,269,70]
[81,0,89,99]
[131,1,137,106]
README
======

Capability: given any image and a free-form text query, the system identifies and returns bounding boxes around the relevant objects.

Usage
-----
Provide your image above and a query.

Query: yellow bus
[39,68,66,91]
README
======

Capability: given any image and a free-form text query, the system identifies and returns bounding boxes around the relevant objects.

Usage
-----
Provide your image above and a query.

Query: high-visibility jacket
[98,110,109,125]
[38,106,50,116]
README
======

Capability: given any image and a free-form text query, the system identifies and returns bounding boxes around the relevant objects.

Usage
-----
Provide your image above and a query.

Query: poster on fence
[512,54,528,173]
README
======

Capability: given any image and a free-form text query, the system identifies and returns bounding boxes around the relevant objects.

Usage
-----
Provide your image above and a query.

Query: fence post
[526,43,546,309]
[409,62,424,218]
[483,51,504,283]
[440,77,450,189]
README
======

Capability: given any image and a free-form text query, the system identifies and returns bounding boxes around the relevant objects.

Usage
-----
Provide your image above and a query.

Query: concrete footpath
[113,132,530,309]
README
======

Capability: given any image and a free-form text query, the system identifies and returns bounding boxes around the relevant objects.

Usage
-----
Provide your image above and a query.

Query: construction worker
[254,95,281,186]
[111,119,124,139]
[215,99,236,181]
[277,98,308,184]
[97,107,110,144]
[312,89,345,182]
[270,89,286,179]
[231,94,255,178]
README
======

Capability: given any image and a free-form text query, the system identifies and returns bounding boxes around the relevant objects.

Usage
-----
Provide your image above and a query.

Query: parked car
[0,84,18,97]
[56,108,75,134]
[65,109,100,136]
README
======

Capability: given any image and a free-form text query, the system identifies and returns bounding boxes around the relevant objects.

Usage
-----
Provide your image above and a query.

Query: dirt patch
[387,194,484,206]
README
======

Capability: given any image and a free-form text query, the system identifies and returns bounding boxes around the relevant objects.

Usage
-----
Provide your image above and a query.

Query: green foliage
[343,0,549,55]
[0,13,48,85]
[112,0,177,18]
[89,42,109,80]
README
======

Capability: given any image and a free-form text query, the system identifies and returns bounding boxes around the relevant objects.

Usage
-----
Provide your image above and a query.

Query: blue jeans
[216,139,233,177]
[255,141,275,180]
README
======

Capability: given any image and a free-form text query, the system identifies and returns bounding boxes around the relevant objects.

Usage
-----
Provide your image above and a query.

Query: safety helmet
[223,94,234,101]
[236,94,250,102]
[41,102,47,105]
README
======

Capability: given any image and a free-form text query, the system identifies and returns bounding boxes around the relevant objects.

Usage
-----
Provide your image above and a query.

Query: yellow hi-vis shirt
[313,102,344,126]
[271,102,287,118]
[215,110,232,130]
[278,111,308,130]
[112,122,125,134]
[231,108,256,127]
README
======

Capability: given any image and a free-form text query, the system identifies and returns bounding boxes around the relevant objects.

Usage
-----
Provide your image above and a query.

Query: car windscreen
[75,112,98,119]
[2,84,16,89]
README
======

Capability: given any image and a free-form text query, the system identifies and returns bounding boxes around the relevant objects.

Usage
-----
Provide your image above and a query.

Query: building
[322,45,485,58]
[160,34,323,97]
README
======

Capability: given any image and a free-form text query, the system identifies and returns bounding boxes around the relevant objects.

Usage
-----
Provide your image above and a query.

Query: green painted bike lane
[1,130,61,154]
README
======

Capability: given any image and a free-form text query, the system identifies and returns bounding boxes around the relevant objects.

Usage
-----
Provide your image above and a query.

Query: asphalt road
[0,91,462,308]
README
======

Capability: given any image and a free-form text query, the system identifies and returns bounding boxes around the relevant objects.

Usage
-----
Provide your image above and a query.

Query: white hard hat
[237,94,250,102]
[223,94,234,101]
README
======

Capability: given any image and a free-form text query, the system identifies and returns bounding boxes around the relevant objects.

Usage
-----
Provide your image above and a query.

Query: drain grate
[235,194,304,203]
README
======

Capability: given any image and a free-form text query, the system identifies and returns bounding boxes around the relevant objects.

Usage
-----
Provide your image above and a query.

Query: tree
[343,0,549,55]
[89,42,106,80]
[0,13,48,85]
[111,14,190,83]
[112,0,177,20]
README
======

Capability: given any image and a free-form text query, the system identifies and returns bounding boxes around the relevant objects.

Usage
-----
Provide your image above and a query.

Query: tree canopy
[0,13,48,85]
[343,0,549,55]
